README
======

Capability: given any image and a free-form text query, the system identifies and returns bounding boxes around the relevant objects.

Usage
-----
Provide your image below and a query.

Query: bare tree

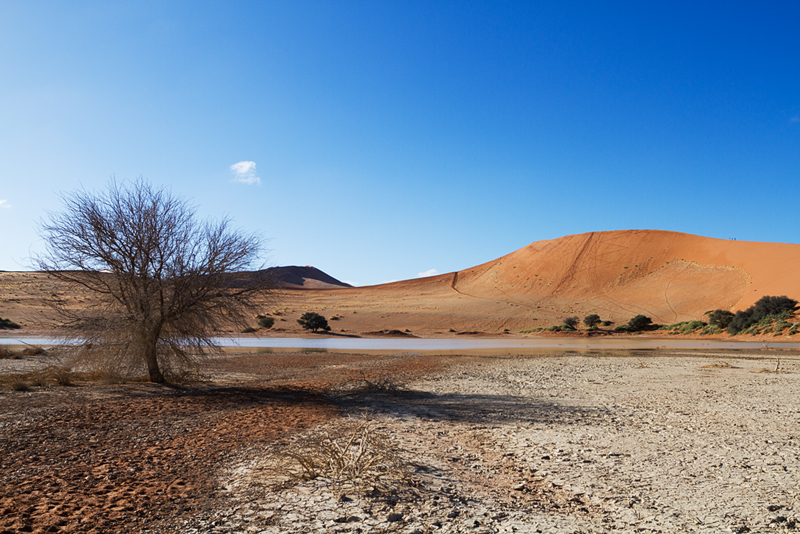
[35,178,273,382]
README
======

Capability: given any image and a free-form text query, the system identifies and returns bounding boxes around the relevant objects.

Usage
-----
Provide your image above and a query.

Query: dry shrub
[0,345,48,359]
[254,414,410,492]
[0,348,23,360]
[702,361,742,369]
[51,366,74,386]
[755,359,783,374]
[357,372,406,393]
[7,375,30,392]
[331,372,407,397]
[58,342,201,383]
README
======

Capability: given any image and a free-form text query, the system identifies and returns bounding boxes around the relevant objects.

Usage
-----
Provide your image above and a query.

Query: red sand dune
[277,230,800,332]
[451,229,800,324]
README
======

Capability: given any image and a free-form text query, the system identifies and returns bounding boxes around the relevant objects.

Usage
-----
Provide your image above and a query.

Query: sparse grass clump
[774,320,791,334]
[519,328,544,333]
[662,320,707,334]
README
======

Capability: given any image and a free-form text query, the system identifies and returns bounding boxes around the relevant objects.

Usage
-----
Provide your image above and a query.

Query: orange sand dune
[276,230,800,333]
[453,230,800,323]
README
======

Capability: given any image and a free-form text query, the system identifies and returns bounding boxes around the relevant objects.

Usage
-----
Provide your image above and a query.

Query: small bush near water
[257,315,275,329]
[583,314,601,328]
[0,317,21,329]
[297,312,330,332]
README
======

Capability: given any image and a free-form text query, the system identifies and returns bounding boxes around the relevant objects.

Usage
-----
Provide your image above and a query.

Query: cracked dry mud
[2,349,800,533]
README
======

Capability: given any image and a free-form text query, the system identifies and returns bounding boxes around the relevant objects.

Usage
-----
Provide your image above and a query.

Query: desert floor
[1,347,799,534]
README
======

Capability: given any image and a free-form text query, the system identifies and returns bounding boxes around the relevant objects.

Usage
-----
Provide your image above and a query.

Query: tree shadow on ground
[110,383,336,411]
[332,388,610,427]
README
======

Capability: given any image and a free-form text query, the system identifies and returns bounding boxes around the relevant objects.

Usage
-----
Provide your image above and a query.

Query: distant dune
[230,266,352,290]
[262,266,352,290]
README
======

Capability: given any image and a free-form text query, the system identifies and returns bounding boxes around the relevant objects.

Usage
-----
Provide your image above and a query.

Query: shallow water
[2,335,799,351]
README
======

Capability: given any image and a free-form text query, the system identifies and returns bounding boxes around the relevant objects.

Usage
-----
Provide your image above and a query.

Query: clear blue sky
[1,1,798,286]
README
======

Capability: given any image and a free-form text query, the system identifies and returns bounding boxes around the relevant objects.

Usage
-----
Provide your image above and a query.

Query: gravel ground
[211,351,800,534]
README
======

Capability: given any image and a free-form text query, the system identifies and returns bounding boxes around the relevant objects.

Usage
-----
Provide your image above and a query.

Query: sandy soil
[2,347,799,533]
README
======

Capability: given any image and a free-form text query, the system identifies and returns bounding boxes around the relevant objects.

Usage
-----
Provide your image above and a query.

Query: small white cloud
[0,199,10,209]
[230,161,261,185]
[417,268,439,278]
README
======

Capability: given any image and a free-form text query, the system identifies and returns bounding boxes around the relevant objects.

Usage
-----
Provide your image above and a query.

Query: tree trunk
[143,335,164,383]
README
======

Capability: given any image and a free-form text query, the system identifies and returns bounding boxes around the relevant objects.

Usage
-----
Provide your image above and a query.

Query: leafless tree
[35,178,273,382]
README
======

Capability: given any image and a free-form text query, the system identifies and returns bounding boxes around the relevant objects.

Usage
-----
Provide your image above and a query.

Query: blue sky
[1,1,798,286]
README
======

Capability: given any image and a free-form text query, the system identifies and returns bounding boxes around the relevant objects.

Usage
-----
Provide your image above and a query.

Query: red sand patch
[0,351,450,533]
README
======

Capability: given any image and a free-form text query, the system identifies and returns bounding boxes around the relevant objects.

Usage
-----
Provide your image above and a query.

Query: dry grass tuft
[253,413,411,492]
[330,372,408,398]
[754,359,784,374]
[8,376,30,392]
[356,372,407,393]
[702,361,742,369]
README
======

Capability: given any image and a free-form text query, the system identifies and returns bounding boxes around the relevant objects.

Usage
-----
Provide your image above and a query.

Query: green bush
[583,314,601,328]
[240,326,257,333]
[741,324,759,335]
[627,315,653,332]
[258,316,275,329]
[0,317,21,330]
[545,325,562,332]
[680,320,706,333]
[563,316,579,329]
[727,295,799,334]
[297,312,330,332]
[774,320,791,334]
[706,309,734,329]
